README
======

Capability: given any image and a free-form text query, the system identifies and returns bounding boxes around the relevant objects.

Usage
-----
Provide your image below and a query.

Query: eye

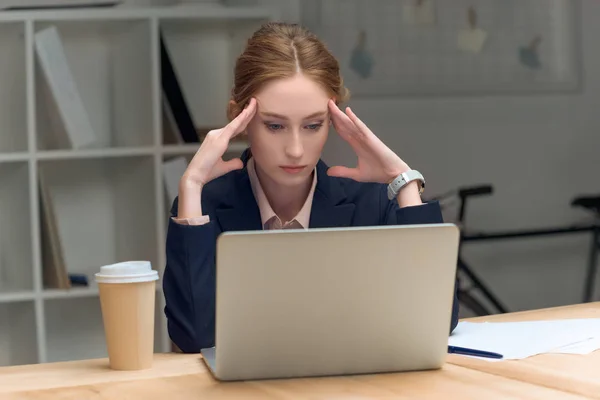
[306,123,324,131]
[265,123,284,131]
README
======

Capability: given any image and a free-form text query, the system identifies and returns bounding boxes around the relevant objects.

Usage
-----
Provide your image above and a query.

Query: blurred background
[0,0,597,367]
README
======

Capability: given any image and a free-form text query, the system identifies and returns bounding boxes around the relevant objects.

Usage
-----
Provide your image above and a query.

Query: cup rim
[95,270,158,284]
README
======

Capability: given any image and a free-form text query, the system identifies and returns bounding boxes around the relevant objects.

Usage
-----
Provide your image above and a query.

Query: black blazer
[163,149,459,353]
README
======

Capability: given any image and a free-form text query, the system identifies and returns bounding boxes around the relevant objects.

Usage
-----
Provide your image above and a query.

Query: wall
[321,0,599,315]
[221,0,598,314]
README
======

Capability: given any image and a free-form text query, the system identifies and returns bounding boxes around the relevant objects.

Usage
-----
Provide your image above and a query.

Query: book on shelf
[34,25,98,150]
[160,30,249,149]
[38,171,70,290]
[160,30,201,145]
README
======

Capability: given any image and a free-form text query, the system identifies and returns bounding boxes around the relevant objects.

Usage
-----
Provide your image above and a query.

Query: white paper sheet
[549,336,600,355]
[449,319,600,362]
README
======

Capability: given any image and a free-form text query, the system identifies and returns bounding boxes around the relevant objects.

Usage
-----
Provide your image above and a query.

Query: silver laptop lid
[212,223,459,380]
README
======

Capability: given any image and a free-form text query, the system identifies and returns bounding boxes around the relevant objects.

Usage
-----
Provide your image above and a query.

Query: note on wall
[403,0,436,26]
[519,36,543,69]
[456,6,487,53]
[349,30,374,79]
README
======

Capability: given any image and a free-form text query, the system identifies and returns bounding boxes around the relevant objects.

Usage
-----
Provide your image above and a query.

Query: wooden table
[0,353,585,400]
[1,303,599,399]
[447,302,600,399]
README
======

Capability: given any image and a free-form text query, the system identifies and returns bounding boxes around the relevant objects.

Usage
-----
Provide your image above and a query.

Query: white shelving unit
[0,3,275,366]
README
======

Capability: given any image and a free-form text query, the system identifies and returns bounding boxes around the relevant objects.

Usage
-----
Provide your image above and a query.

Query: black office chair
[571,195,600,303]
[455,185,510,315]
[430,185,510,316]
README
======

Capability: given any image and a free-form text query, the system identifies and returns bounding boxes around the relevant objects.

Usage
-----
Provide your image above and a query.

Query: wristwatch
[387,170,425,200]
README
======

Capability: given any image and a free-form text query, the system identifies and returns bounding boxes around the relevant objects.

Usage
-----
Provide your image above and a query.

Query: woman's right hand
[181,98,256,189]
[177,98,256,218]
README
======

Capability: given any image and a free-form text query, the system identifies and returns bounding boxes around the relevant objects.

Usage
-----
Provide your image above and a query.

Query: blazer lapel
[214,153,355,231]
[215,150,263,232]
[309,160,355,229]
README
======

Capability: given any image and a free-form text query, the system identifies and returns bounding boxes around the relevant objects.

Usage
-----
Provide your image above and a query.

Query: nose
[284,131,304,160]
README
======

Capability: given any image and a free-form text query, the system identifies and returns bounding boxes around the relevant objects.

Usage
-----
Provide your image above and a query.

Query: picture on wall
[300,0,581,96]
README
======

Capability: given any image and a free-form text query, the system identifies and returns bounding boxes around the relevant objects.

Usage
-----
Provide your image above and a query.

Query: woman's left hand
[326,99,409,184]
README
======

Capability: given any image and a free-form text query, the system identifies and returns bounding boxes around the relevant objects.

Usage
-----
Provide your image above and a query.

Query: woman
[163,22,459,353]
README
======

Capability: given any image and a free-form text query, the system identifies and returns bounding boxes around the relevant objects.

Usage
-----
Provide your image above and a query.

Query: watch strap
[387,170,425,200]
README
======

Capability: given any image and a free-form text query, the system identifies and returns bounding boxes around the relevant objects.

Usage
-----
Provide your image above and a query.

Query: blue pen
[448,345,503,359]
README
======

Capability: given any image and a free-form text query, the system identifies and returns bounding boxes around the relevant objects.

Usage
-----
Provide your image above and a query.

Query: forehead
[255,74,330,117]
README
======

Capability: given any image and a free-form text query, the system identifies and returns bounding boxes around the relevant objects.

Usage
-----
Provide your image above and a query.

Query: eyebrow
[259,111,328,120]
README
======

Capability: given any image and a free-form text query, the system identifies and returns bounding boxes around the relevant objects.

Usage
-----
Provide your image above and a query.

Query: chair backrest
[572,195,600,217]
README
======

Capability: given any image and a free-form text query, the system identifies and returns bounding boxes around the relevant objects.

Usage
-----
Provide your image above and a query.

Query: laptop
[201,223,460,381]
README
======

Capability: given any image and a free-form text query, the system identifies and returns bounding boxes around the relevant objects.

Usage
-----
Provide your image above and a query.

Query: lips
[280,166,306,174]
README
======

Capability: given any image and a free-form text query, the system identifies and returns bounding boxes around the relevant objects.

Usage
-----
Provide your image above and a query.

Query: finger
[229,98,257,138]
[328,100,358,139]
[326,166,360,180]
[328,99,350,125]
[327,98,338,112]
[345,107,371,135]
[331,102,361,133]
[223,98,257,139]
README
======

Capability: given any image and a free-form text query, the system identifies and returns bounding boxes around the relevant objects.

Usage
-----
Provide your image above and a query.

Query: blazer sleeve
[381,187,460,334]
[162,197,218,353]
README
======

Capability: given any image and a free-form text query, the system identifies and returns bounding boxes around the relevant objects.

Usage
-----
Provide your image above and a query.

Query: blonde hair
[227,22,350,120]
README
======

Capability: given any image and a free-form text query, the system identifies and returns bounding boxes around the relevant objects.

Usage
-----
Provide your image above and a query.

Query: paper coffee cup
[95,261,159,371]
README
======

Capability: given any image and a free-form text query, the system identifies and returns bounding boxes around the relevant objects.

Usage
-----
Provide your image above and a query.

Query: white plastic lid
[95,261,159,284]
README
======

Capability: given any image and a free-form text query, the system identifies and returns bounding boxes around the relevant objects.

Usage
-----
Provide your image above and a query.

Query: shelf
[36,147,155,161]
[0,162,34,292]
[42,287,99,300]
[0,291,36,303]
[0,152,30,163]
[0,5,274,23]
[0,4,278,366]
[45,294,164,363]
[42,284,163,300]
[0,301,37,366]
[0,22,27,153]
[38,156,158,288]
[34,18,153,150]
